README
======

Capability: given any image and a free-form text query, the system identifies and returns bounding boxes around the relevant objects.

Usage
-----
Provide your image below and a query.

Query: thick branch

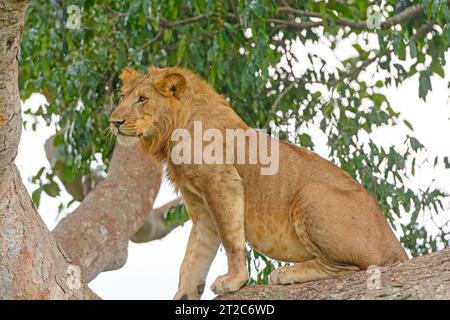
[217,248,450,300]
[0,167,98,299]
[52,144,162,282]
[46,133,176,266]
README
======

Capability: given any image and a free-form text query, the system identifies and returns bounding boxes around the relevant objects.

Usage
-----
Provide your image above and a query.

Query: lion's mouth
[115,132,140,147]
[117,129,143,138]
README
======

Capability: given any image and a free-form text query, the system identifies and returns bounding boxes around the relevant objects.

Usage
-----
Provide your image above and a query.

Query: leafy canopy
[20,0,450,283]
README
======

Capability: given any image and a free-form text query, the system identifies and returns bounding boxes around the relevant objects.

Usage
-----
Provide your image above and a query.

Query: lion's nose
[110,119,126,128]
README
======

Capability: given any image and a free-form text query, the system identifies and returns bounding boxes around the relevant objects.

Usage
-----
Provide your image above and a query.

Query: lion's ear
[153,73,186,99]
[120,67,140,85]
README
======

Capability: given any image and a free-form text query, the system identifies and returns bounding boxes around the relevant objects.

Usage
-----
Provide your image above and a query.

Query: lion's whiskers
[104,127,116,142]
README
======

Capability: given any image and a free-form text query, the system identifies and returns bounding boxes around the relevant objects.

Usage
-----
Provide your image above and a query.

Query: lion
[110,66,408,300]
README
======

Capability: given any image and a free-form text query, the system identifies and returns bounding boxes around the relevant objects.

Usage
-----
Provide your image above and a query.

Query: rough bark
[0,168,98,299]
[216,248,450,300]
[52,145,162,282]
[0,0,24,174]
[45,133,173,251]
[0,0,165,296]
[0,0,96,299]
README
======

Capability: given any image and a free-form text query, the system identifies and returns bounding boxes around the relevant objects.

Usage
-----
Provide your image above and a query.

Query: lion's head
[110,67,187,151]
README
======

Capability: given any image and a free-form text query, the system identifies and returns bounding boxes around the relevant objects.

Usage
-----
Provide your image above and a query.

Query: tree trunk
[216,248,450,300]
[0,0,96,299]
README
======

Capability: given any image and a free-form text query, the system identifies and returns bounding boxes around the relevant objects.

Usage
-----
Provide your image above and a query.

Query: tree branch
[274,3,434,30]
[160,12,237,28]
[52,144,162,282]
[217,248,450,300]
[265,80,299,128]
[268,18,322,31]
[410,20,436,43]
[131,197,183,243]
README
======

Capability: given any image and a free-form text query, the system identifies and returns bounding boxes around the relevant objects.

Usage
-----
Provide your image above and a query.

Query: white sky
[16,36,450,299]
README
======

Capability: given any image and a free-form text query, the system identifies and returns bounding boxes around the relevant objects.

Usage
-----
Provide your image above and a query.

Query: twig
[410,20,436,43]
[160,12,237,28]
[265,80,302,128]
[138,29,163,50]
[268,18,322,31]
[274,3,437,30]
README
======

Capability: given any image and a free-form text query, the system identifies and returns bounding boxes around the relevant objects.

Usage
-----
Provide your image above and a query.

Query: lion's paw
[269,267,294,285]
[211,273,248,295]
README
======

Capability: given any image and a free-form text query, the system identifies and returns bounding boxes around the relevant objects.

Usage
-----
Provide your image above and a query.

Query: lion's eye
[119,95,124,101]
[138,96,148,103]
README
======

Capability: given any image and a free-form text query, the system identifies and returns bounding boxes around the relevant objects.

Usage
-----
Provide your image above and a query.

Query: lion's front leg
[174,188,220,300]
[202,172,249,295]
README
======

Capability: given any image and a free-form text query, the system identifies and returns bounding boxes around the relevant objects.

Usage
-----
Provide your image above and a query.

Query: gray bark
[52,145,162,282]
[217,248,450,300]
[0,0,97,299]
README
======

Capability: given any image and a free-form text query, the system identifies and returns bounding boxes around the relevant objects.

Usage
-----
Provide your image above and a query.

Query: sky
[16,38,450,300]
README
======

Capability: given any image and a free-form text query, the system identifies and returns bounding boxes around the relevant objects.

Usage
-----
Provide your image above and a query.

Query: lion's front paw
[211,273,248,295]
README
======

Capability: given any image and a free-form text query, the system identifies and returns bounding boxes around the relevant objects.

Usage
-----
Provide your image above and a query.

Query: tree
[218,248,450,299]
[0,0,95,298]
[1,0,449,299]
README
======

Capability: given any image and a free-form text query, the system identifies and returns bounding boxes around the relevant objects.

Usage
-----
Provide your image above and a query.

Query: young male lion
[110,66,408,300]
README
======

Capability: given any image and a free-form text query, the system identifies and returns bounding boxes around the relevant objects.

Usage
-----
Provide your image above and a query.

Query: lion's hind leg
[270,183,373,285]
[270,259,359,285]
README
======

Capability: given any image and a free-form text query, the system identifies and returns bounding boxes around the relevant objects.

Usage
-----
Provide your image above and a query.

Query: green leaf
[341,131,350,145]
[176,36,187,65]
[431,62,445,78]
[411,209,420,224]
[409,42,417,59]
[32,167,46,183]
[53,133,65,146]
[444,156,450,169]
[61,166,76,183]
[403,119,414,131]
[409,136,425,152]
[418,72,432,101]
[32,189,42,208]
[43,181,60,198]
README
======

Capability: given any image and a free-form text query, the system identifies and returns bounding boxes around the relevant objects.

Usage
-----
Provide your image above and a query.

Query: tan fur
[110,66,409,300]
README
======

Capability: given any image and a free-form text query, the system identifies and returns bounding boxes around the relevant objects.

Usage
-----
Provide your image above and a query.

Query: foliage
[165,203,190,228]
[20,0,449,282]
